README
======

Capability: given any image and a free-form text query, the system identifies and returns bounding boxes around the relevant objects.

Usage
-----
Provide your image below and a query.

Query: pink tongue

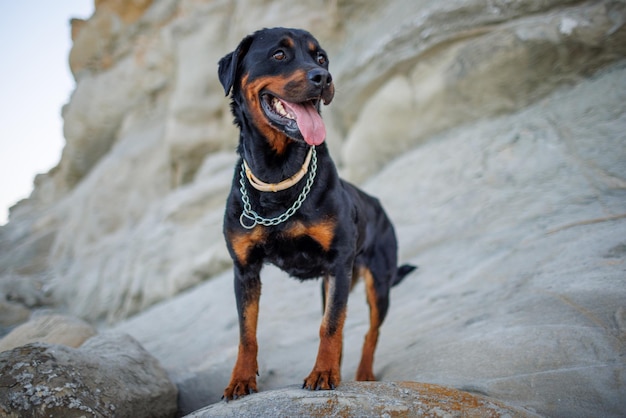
[281,100,326,145]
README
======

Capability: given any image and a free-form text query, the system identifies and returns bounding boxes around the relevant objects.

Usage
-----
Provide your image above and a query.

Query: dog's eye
[317,53,327,65]
[273,50,286,61]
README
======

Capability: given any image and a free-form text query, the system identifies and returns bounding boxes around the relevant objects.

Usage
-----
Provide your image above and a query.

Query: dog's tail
[392,264,417,287]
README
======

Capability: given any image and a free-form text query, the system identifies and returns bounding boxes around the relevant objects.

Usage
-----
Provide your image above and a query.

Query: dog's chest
[262,220,337,279]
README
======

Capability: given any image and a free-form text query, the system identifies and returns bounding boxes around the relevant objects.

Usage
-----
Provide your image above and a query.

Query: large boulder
[186,382,538,417]
[0,314,96,352]
[0,333,177,417]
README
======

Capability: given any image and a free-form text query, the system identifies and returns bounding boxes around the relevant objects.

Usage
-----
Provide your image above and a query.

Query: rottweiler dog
[218,27,416,400]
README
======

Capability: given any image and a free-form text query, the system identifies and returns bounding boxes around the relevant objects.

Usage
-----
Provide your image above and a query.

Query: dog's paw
[302,369,340,391]
[222,376,258,401]
[355,369,376,382]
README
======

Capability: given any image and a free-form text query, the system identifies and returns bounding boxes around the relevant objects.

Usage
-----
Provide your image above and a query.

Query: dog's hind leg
[355,266,390,381]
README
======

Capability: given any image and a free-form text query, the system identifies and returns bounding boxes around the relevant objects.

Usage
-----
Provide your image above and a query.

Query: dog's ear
[218,35,254,96]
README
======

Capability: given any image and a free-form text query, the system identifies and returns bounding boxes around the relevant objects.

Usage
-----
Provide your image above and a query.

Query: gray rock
[0,275,54,336]
[0,332,177,417]
[0,300,30,336]
[0,314,96,352]
[0,274,51,308]
[186,382,538,417]
[332,0,626,181]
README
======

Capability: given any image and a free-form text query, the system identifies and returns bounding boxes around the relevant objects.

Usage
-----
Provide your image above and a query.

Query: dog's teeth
[275,101,286,115]
[272,97,294,119]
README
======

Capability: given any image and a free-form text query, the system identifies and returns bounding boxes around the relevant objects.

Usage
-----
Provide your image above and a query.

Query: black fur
[219,27,416,400]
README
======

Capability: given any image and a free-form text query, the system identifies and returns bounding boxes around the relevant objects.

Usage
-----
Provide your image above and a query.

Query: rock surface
[0,314,96,352]
[187,382,538,417]
[0,332,177,418]
[0,0,625,417]
[0,274,53,336]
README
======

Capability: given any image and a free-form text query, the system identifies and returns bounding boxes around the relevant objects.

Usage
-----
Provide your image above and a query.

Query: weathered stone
[95,0,154,24]
[338,1,626,181]
[0,230,56,276]
[186,382,538,417]
[0,314,96,352]
[69,0,158,75]
[0,300,30,335]
[0,332,177,418]
[0,275,54,336]
[0,275,50,307]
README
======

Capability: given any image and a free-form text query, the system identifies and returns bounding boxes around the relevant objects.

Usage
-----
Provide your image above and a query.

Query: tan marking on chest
[229,227,266,265]
[284,219,335,251]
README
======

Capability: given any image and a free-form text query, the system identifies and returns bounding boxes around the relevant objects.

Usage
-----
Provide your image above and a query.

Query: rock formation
[187,382,539,417]
[0,314,95,352]
[1,0,625,417]
[0,333,177,417]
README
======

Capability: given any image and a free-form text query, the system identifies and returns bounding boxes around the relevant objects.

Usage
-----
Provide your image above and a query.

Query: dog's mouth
[261,94,326,146]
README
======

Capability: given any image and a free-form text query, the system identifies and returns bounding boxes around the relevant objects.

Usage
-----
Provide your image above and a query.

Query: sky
[0,2,94,225]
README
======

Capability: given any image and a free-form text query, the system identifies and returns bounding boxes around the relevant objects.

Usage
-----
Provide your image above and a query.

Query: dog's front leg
[223,264,262,400]
[303,268,351,391]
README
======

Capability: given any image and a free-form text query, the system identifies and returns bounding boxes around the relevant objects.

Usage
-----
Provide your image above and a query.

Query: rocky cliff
[1,0,625,417]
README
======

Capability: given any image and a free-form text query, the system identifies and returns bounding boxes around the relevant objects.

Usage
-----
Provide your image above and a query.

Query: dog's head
[218,28,335,150]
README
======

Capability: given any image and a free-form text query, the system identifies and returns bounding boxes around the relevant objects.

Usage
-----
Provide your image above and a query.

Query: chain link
[239,146,317,229]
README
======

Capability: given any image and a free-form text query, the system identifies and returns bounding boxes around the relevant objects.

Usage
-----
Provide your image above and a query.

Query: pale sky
[0,2,94,225]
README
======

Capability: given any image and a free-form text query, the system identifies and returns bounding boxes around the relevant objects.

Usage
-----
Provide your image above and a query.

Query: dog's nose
[308,68,332,88]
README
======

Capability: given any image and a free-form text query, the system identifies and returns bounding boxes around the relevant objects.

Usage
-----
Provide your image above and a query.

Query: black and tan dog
[218,27,415,400]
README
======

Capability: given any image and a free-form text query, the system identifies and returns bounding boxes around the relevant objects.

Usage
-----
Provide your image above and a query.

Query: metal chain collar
[239,146,317,229]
